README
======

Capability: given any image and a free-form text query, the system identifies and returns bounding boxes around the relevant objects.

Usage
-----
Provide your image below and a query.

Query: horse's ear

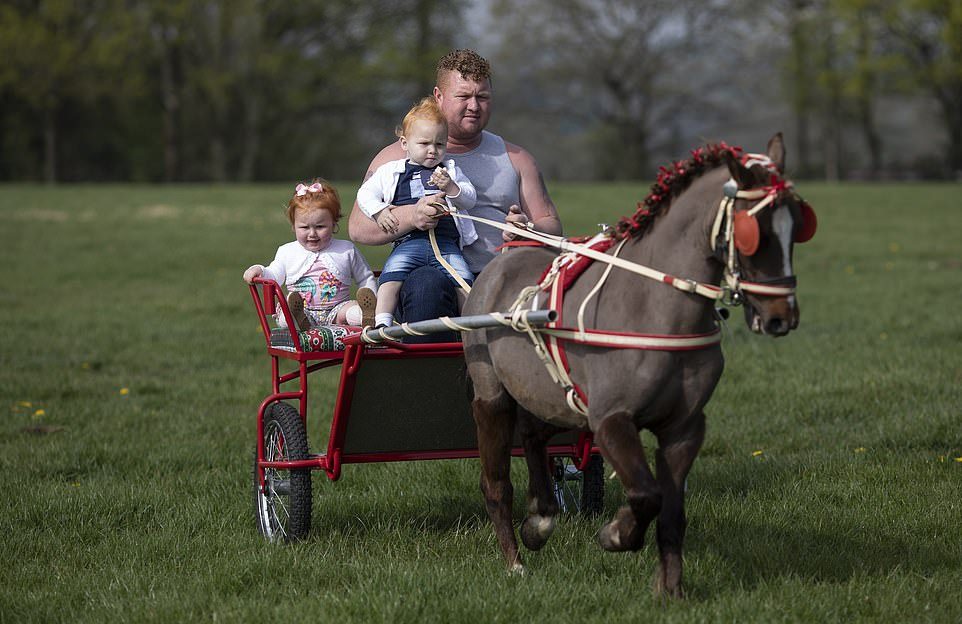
[767,132,786,173]
[723,150,753,188]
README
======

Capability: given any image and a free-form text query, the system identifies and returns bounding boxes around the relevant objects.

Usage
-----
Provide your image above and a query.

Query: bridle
[709,153,810,303]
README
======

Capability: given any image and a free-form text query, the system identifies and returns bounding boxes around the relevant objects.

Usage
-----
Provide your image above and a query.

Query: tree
[882,0,962,175]
[0,0,139,182]
[490,0,718,179]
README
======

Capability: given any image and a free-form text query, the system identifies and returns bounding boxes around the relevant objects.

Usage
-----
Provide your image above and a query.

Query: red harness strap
[542,238,616,413]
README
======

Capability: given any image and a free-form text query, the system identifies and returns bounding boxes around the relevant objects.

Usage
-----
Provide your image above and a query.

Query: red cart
[248,278,604,542]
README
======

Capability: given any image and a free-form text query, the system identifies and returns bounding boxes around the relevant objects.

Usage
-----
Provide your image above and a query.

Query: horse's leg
[517,412,561,551]
[651,412,705,599]
[594,412,662,552]
[473,392,522,573]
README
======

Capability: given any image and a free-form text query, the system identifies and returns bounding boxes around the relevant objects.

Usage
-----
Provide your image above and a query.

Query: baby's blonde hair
[396,97,448,138]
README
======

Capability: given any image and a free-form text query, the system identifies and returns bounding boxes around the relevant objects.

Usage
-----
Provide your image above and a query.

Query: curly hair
[396,96,448,138]
[286,178,341,224]
[436,49,491,89]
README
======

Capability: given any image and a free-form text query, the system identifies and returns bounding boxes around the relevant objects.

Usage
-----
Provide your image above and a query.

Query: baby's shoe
[356,287,377,327]
[286,291,311,331]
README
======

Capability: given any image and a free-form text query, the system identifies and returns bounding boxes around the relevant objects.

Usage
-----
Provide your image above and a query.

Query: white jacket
[256,238,377,293]
[356,158,478,247]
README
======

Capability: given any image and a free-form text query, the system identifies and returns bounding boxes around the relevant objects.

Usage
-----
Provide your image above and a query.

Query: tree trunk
[855,17,882,177]
[934,83,962,177]
[820,17,842,182]
[856,95,882,177]
[161,41,180,183]
[210,136,227,182]
[415,0,435,97]
[43,106,57,184]
[238,96,260,182]
[789,0,813,175]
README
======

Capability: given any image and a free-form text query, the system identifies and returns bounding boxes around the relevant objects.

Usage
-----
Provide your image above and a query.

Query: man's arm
[505,141,562,238]
[348,142,443,245]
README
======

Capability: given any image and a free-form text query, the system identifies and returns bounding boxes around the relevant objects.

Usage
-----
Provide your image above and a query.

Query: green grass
[1,181,961,622]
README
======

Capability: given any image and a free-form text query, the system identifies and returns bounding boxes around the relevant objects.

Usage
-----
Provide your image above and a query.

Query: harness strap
[429,227,472,293]
[454,212,726,300]
[427,202,472,294]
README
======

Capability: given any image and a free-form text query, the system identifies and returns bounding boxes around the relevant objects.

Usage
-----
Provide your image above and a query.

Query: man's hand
[375,208,399,234]
[413,194,446,231]
[503,204,529,241]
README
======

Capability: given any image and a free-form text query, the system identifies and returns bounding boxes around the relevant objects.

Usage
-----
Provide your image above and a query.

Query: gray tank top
[448,131,520,273]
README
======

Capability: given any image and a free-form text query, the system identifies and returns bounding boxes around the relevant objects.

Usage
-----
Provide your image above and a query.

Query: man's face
[435,71,492,141]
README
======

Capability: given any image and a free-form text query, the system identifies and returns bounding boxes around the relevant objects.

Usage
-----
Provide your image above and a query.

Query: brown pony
[462,134,815,597]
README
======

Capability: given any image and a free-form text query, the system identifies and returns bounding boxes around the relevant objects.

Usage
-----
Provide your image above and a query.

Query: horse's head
[721,133,817,336]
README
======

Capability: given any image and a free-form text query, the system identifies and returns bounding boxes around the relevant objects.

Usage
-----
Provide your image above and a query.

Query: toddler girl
[244,180,377,330]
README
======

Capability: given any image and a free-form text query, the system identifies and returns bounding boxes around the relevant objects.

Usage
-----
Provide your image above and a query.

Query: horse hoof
[507,562,526,577]
[652,574,685,600]
[597,520,644,552]
[520,514,556,551]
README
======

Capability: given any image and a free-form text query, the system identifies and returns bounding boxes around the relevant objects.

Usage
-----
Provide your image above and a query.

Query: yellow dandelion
[119,388,129,396]
[954,457,962,463]
[888,242,900,253]
[752,450,764,457]
[17,401,32,408]
[33,409,46,419]
[854,447,866,453]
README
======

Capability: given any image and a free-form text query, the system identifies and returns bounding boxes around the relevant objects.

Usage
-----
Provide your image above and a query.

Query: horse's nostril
[765,318,790,335]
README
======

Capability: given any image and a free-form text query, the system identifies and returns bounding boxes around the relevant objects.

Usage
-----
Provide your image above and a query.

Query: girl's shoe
[356,287,377,327]
[286,291,311,331]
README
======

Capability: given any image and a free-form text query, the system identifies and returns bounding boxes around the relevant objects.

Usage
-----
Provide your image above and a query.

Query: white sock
[374,313,394,327]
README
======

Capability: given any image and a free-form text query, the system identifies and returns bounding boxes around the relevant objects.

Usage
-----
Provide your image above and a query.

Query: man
[349,49,562,338]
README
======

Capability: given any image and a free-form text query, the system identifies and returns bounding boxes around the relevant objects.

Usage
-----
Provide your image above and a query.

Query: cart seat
[269,325,354,352]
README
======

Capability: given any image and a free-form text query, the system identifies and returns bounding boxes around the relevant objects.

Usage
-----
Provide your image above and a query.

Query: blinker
[795,201,817,243]
[733,211,760,256]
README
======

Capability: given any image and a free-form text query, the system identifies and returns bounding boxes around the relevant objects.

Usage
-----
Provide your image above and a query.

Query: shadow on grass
[686,457,960,594]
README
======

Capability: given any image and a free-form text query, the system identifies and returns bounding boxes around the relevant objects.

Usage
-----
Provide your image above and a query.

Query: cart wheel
[253,402,312,542]
[552,453,604,516]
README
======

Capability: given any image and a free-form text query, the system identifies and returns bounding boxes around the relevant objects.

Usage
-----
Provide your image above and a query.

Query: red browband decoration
[616,142,744,240]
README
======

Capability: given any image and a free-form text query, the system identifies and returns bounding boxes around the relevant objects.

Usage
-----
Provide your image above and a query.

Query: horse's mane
[614,142,743,240]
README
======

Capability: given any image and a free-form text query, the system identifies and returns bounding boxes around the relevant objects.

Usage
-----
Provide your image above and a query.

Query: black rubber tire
[552,453,605,516]
[579,453,605,517]
[252,402,312,542]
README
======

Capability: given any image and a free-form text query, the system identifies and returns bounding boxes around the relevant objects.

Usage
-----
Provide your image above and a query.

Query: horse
[461,133,816,597]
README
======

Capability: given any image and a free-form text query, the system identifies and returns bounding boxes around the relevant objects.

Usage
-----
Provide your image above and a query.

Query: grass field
[1,180,960,622]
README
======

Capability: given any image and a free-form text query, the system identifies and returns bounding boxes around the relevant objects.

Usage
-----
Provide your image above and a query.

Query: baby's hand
[376,208,399,234]
[243,265,263,284]
[429,167,458,195]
